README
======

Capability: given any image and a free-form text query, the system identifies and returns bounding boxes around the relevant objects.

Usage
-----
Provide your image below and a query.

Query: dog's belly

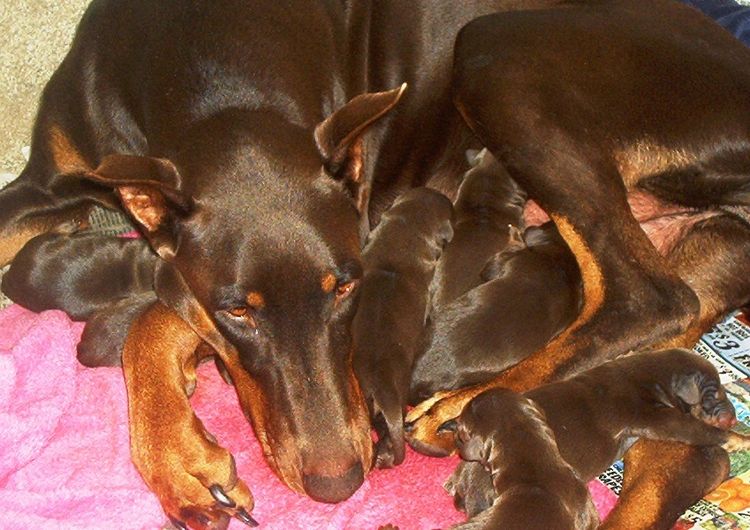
[523,191,726,256]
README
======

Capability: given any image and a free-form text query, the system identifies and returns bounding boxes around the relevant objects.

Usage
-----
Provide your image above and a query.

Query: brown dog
[410,223,581,403]
[444,348,744,529]
[352,187,453,468]
[430,148,525,307]
[449,388,598,530]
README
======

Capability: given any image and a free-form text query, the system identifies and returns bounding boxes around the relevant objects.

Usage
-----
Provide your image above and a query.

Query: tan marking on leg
[613,139,697,189]
[0,228,44,268]
[124,302,254,526]
[48,124,91,173]
[550,214,605,330]
[600,440,728,530]
[0,202,91,267]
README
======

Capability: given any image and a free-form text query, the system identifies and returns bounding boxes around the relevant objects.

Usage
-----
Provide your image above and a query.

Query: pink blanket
[0,304,616,529]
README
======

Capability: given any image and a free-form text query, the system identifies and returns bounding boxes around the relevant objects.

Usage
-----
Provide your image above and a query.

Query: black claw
[168,516,188,530]
[235,507,259,527]
[210,484,236,508]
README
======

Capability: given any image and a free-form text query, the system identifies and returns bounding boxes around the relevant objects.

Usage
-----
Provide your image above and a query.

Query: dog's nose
[302,461,364,503]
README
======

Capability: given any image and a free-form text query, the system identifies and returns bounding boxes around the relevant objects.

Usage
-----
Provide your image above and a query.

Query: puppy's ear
[315,84,407,213]
[81,155,192,260]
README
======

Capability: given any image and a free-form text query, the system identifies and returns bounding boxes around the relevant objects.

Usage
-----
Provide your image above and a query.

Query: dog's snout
[302,461,365,503]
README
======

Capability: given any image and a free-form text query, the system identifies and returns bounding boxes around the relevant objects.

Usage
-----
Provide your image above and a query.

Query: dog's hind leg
[600,440,729,530]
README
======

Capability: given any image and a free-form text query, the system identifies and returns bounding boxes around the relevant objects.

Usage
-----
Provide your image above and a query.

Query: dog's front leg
[123,302,256,530]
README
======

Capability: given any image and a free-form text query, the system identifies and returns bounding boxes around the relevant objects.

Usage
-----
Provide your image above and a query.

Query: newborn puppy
[2,232,156,319]
[2,232,158,366]
[431,148,526,307]
[352,187,453,468]
[410,223,581,402]
[446,348,745,528]
[450,388,598,530]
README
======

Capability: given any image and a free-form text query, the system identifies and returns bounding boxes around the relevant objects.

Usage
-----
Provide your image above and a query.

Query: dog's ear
[315,84,407,212]
[81,155,192,260]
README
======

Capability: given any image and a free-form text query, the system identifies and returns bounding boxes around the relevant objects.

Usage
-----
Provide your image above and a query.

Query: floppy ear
[82,154,192,260]
[315,84,407,212]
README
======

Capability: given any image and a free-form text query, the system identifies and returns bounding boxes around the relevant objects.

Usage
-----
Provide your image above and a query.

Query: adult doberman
[4,0,750,528]
[0,0,565,527]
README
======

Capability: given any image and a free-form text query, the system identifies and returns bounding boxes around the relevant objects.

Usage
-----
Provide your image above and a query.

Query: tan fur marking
[321,272,337,293]
[48,124,90,173]
[614,139,696,189]
[0,229,43,268]
[245,291,265,308]
[551,215,605,328]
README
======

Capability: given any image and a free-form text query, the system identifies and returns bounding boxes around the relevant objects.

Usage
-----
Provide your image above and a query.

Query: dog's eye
[226,306,257,328]
[229,307,247,317]
[335,280,358,301]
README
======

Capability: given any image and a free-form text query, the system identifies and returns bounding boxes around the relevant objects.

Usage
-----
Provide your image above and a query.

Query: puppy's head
[441,388,525,465]
[80,87,410,503]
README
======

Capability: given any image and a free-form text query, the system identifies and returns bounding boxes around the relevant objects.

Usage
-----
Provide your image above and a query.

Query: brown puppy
[449,388,598,530]
[445,349,744,529]
[410,223,581,403]
[2,232,155,319]
[430,148,525,307]
[2,232,158,366]
[352,187,453,468]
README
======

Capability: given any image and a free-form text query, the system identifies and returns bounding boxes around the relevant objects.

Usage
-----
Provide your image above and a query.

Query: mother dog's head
[82,86,406,502]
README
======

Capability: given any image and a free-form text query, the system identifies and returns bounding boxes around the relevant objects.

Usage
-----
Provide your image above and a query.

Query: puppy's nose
[302,461,364,503]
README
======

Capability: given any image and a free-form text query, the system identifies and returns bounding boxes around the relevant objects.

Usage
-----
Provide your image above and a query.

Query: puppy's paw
[368,388,407,468]
[688,374,737,430]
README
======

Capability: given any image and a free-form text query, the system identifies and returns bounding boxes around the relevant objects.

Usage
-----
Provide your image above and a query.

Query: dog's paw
[369,390,408,468]
[133,426,256,530]
[404,389,472,456]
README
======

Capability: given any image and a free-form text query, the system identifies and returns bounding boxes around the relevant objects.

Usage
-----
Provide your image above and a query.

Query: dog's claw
[235,507,259,527]
[209,484,236,508]
[168,516,188,530]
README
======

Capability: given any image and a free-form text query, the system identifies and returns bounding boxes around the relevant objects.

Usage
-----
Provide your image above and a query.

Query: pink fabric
[0,304,615,529]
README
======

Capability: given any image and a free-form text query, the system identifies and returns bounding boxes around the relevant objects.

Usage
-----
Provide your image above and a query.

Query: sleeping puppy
[449,388,598,530]
[1,232,157,366]
[445,348,745,528]
[352,187,453,468]
[431,148,526,307]
[410,223,581,403]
